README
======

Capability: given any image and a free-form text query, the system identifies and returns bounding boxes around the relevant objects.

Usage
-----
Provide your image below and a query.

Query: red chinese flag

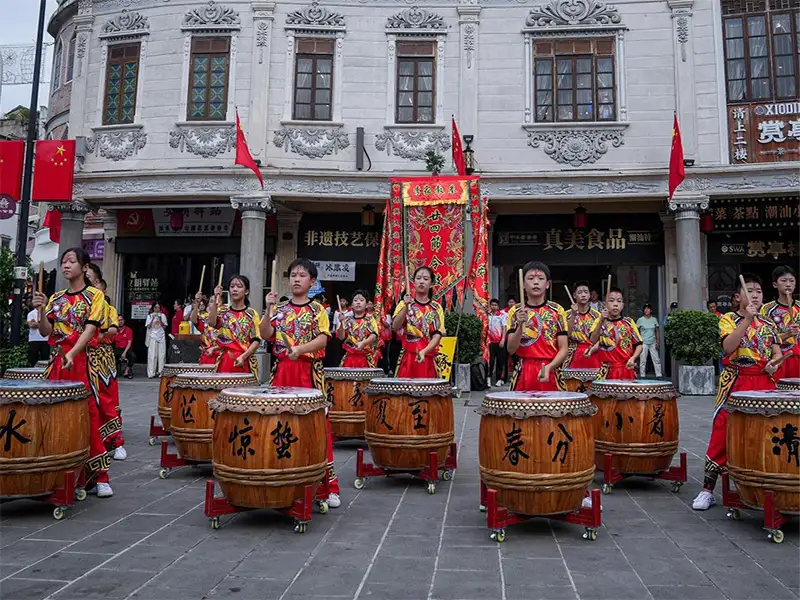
[668,113,685,200]
[0,140,25,201]
[451,117,466,176]
[32,140,75,202]
[235,109,264,189]
[44,207,62,243]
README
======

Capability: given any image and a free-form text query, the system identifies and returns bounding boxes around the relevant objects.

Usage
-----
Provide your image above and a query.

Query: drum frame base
[721,473,793,543]
[481,482,602,542]
[1,470,78,520]
[203,476,330,532]
[148,415,171,445]
[354,443,458,494]
[159,440,209,478]
[599,452,687,494]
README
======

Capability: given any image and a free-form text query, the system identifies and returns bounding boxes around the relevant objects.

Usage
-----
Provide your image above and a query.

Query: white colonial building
[41,0,799,342]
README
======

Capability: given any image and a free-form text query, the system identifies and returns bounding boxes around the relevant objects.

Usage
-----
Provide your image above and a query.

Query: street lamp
[361,204,375,227]
[573,205,588,231]
[462,135,474,175]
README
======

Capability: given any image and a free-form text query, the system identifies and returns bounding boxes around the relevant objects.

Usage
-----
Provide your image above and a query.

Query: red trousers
[47,346,109,484]
[95,344,123,450]
[777,353,800,380]
[199,351,218,366]
[704,366,776,482]
[271,358,340,495]
[395,348,437,378]
[567,343,601,369]
[216,350,258,378]
[510,357,558,392]
[341,351,370,368]
[606,362,636,380]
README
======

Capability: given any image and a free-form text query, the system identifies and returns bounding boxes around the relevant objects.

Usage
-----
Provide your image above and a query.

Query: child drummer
[190,293,220,366]
[392,266,446,378]
[587,287,642,380]
[693,273,781,511]
[761,265,799,379]
[262,258,340,508]
[565,280,601,369]
[506,261,569,391]
[337,290,379,368]
[208,275,261,377]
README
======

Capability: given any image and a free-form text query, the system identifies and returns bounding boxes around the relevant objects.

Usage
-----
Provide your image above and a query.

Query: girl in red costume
[208,275,261,377]
[565,280,601,369]
[32,248,113,497]
[392,266,445,378]
[337,290,379,368]
[587,287,643,380]
[190,294,219,366]
[262,258,340,507]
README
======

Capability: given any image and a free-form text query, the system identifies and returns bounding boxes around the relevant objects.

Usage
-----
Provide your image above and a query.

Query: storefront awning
[29,228,58,270]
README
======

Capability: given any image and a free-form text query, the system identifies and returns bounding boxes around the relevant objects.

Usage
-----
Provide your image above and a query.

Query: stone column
[231,194,274,314]
[70,15,95,138]
[668,193,709,311]
[55,200,91,289]
[659,212,677,307]
[275,211,302,298]
[248,2,276,158]
[100,211,121,306]
[668,0,697,159]
[457,2,481,136]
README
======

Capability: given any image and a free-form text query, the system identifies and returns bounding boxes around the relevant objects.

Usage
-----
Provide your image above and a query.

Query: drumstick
[738,274,752,309]
[336,295,346,328]
[270,258,277,293]
[518,269,525,305]
[216,263,225,304]
[198,265,206,296]
[605,274,612,302]
[405,263,411,299]
[37,262,44,320]
[564,285,575,308]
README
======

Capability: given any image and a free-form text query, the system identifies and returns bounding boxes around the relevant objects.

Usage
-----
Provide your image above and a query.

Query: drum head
[0,379,88,405]
[162,363,216,377]
[173,372,259,390]
[727,389,800,416]
[590,379,677,400]
[210,385,326,416]
[324,368,385,381]
[561,368,602,381]
[484,391,587,402]
[365,378,451,397]
[480,390,595,418]
[777,378,800,390]
[3,368,46,378]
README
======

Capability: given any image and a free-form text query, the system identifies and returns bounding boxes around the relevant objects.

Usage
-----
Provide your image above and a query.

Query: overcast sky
[0,1,59,115]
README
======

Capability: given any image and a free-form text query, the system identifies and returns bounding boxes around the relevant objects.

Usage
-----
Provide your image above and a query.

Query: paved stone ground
[1,378,798,600]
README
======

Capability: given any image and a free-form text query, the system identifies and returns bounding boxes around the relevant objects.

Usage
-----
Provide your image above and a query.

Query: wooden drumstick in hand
[37,262,44,320]
[198,265,206,296]
[564,285,575,308]
[518,269,525,305]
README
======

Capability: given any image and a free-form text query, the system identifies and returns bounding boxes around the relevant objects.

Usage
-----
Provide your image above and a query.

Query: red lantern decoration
[573,205,588,230]
[700,213,713,234]
[169,209,184,231]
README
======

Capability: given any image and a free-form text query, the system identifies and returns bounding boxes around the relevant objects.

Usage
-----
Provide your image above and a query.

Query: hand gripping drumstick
[518,269,525,305]
[336,295,346,329]
[738,274,760,327]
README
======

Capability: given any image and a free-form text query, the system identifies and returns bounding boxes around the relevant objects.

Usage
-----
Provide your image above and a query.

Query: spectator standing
[589,289,604,312]
[636,304,662,378]
[171,300,184,336]
[145,302,168,378]
[26,300,50,366]
[115,316,135,378]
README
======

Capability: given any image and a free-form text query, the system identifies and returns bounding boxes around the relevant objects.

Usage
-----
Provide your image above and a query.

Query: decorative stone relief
[525,0,621,27]
[76,34,88,59]
[54,199,92,214]
[386,7,446,31]
[231,195,273,211]
[86,128,147,161]
[182,1,241,31]
[78,0,94,16]
[273,127,350,158]
[169,125,236,158]
[375,129,450,161]
[526,128,624,167]
[100,10,150,37]
[667,195,710,214]
[676,16,689,62]
[285,2,346,29]
[463,25,475,69]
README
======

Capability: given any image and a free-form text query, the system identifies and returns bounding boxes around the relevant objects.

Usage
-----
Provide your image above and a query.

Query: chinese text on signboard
[729,103,800,163]
[303,230,381,248]
[497,228,656,250]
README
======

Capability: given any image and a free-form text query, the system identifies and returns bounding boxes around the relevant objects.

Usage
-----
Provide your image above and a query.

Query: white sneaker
[328,493,341,508]
[581,496,603,511]
[495,380,504,387]
[96,483,114,498]
[692,490,715,510]
[113,446,127,461]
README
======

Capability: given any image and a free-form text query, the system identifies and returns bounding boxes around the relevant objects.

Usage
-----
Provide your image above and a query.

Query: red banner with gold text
[469,189,490,362]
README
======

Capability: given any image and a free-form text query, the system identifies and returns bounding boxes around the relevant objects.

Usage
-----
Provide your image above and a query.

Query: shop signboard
[708,233,799,263]
[130,302,151,320]
[126,271,160,303]
[298,213,383,263]
[152,207,235,237]
[82,239,105,260]
[728,102,800,164]
[312,260,356,282]
[709,197,799,232]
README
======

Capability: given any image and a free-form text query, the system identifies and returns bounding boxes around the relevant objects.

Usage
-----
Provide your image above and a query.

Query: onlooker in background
[115,316,135,378]
[488,298,507,386]
[145,302,168,378]
[707,300,723,317]
[171,299,184,336]
[589,289,604,312]
[636,304,662,378]
[26,299,50,366]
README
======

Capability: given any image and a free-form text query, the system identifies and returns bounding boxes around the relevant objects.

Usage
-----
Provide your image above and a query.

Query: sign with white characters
[312,261,356,282]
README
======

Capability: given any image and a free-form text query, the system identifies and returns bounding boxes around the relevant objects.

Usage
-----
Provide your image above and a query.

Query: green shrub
[664,310,721,366]
[0,345,29,374]
[444,312,483,364]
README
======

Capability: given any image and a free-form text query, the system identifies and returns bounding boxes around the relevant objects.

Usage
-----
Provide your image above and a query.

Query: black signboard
[492,213,664,266]
[708,231,800,264]
[709,196,799,232]
[298,213,383,263]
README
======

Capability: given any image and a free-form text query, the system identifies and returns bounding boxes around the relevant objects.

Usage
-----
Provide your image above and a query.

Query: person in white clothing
[636,304,662,378]
[145,302,168,378]
[26,300,50,366]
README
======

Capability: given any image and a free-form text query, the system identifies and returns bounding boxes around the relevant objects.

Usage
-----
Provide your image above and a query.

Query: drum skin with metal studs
[325,368,384,439]
[777,378,800,391]
[364,378,454,471]
[3,368,46,381]
[170,372,258,462]
[35,361,49,369]
[478,391,596,516]
[158,363,216,432]
[727,390,800,514]
[560,364,609,394]
[0,380,89,498]
[209,386,328,509]
[589,379,679,475]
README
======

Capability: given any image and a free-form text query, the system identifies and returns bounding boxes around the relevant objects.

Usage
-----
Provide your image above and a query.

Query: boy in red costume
[565,280,601,369]
[262,258,340,507]
[761,265,799,379]
[506,262,569,391]
[587,287,642,380]
[693,273,781,510]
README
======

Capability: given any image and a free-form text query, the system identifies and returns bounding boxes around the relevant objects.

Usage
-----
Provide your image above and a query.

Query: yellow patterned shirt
[720,311,779,368]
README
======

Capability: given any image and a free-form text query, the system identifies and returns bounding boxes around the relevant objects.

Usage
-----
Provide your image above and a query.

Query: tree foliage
[664,310,722,366]
[424,150,445,176]
[444,311,483,364]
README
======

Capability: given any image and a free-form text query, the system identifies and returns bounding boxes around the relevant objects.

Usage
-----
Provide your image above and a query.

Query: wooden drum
[209,386,328,509]
[589,379,679,475]
[727,390,800,514]
[158,363,216,431]
[170,372,258,462]
[561,366,607,393]
[325,367,384,439]
[364,378,454,471]
[0,380,89,498]
[4,368,45,381]
[777,378,800,391]
[478,391,596,516]
[35,360,50,369]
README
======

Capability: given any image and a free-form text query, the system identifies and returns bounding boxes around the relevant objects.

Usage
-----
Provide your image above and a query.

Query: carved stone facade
[169,124,236,158]
[86,127,148,161]
[526,128,626,167]
[375,129,451,161]
[273,126,350,158]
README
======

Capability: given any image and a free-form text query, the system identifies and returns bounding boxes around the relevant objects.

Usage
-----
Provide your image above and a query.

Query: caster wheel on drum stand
[159,468,171,479]
[353,478,365,490]
[670,482,683,493]
[148,437,156,446]
[767,529,785,544]
[727,509,741,521]
[294,521,307,534]
[427,482,436,495]
[52,507,66,520]
[583,528,598,541]
[317,501,329,514]
[74,488,87,502]
[442,470,452,482]
[601,483,613,495]
[210,517,221,530]
[490,529,506,543]
[479,504,487,513]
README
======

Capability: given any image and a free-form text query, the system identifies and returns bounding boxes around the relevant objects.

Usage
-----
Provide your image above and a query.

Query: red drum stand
[0,470,80,520]
[353,443,458,495]
[148,416,170,446]
[721,473,793,544]
[158,440,208,479]
[599,452,688,494]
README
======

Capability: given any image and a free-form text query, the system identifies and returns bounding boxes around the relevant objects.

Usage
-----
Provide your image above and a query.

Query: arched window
[52,40,63,89]
[66,34,77,83]
[61,125,70,140]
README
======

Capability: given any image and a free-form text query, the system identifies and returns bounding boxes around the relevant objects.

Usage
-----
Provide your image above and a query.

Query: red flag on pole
[235,109,264,189]
[0,140,25,201]
[451,117,466,176]
[32,140,76,202]
[668,113,685,200]
[44,207,62,243]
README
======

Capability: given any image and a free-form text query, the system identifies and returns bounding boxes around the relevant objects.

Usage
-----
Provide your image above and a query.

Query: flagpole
[11,0,48,347]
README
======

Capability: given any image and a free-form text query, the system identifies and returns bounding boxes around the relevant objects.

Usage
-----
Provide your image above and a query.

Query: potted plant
[444,312,484,394]
[664,310,721,395]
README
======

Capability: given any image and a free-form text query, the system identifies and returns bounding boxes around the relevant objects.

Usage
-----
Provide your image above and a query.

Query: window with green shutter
[103,43,141,125]
[188,37,231,121]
